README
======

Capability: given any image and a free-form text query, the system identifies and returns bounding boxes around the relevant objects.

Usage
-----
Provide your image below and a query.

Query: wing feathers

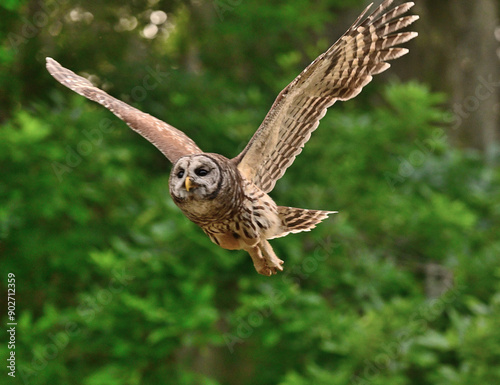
[371,3,415,29]
[366,0,395,22]
[378,15,419,36]
[46,57,202,164]
[234,1,418,192]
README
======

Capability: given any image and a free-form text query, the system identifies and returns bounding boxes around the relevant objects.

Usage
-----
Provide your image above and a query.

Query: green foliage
[2,81,499,385]
[1,1,500,385]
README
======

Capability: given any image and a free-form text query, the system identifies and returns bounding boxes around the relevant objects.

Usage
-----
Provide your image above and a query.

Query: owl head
[169,154,223,202]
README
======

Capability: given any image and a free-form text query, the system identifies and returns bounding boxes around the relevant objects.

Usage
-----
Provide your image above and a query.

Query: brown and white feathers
[234,0,418,192]
[46,1,418,275]
[46,58,202,163]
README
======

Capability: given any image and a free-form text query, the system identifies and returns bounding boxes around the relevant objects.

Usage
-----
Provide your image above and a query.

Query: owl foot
[259,239,284,275]
[246,240,284,276]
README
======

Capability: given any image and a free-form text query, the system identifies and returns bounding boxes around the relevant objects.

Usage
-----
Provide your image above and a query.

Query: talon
[247,241,285,276]
[257,266,272,276]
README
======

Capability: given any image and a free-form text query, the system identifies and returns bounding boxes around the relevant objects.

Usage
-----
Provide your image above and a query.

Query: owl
[46,0,418,276]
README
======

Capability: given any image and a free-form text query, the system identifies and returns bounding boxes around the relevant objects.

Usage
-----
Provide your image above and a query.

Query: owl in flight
[47,0,418,276]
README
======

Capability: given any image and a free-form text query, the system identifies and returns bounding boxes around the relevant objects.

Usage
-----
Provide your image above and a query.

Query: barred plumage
[234,0,418,193]
[46,1,418,275]
[276,207,337,237]
[46,58,202,163]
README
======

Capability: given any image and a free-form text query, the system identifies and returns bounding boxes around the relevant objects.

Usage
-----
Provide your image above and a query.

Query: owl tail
[273,206,337,239]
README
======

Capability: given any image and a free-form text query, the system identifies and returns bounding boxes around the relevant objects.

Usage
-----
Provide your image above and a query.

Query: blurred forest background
[1,0,500,384]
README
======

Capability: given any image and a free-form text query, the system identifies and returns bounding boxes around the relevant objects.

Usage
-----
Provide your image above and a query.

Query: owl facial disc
[169,154,222,201]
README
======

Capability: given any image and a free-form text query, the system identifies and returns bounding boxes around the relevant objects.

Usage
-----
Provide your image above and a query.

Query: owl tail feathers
[273,206,337,238]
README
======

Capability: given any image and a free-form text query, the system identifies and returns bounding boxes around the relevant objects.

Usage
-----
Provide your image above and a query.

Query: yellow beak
[185,176,195,192]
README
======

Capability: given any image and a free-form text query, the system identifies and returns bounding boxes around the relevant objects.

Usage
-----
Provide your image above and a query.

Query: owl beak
[185,176,196,192]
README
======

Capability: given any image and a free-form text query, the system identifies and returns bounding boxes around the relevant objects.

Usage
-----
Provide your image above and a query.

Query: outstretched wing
[46,58,202,164]
[233,0,418,193]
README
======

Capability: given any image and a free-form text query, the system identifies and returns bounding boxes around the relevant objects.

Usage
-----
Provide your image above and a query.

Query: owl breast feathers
[46,0,418,276]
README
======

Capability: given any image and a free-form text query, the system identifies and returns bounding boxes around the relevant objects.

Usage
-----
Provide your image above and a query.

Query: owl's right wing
[46,58,202,164]
[233,0,418,193]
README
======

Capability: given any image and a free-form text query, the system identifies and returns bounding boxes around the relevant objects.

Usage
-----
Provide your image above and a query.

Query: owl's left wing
[46,58,202,164]
[234,0,418,193]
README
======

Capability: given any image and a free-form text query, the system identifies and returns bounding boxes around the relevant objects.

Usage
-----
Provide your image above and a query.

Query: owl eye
[177,170,184,178]
[195,168,209,177]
